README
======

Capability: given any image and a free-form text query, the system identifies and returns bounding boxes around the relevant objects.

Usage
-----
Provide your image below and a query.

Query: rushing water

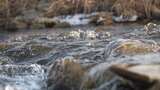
[0,64,47,90]
[0,23,160,90]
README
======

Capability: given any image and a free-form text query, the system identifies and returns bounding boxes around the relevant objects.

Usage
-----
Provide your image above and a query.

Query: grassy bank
[0,0,160,30]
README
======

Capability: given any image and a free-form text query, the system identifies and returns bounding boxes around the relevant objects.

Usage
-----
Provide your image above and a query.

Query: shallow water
[0,23,160,90]
[0,64,47,90]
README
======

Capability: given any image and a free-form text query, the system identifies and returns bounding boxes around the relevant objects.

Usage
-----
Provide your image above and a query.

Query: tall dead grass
[0,0,39,17]
[112,0,160,18]
[45,0,116,17]
[0,0,39,30]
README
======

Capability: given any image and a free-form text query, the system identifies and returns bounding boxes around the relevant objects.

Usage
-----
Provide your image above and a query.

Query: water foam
[0,64,47,90]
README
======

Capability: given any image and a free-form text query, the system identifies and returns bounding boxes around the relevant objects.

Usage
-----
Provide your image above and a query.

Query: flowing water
[0,23,160,90]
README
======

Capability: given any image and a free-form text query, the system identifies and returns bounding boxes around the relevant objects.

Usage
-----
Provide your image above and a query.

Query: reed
[0,0,39,30]
[112,0,160,18]
[45,0,116,17]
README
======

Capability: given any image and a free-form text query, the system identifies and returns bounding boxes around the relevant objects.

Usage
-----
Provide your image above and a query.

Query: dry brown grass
[112,0,160,18]
[0,0,39,17]
[0,0,39,30]
[45,0,117,17]
[1,0,160,30]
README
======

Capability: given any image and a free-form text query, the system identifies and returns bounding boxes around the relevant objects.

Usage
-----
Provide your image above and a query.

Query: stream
[0,23,160,90]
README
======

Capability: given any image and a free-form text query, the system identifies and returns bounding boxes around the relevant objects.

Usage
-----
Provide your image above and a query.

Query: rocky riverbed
[1,0,160,90]
[0,22,159,90]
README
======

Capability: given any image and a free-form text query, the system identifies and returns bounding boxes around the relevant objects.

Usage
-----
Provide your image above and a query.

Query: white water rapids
[0,64,47,90]
[0,22,159,90]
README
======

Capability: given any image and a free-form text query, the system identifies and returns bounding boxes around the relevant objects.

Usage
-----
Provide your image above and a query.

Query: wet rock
[47,59,131,90]
[0,43,13,52]
[104,39,160,58]
[36,17,56,28]
[144,23,160,36]
[57,29,111,41]
[149,81,160,90]
[95,30,111,40]
[0,56,13,65]
[90,12,113,25]
[36,17,71,28]
[113,15,138,22]
[80,62,119,90]
[54,22,71,28]
[110,64,160,90]
[5,44,52,62]
[47,59,85,90]
[31,22,46,29]
[13,16,30,29]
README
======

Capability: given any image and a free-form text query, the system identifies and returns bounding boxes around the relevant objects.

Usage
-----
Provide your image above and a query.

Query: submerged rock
[0,56,13,65]
[5,44,52,63]
[57,29,111,41]
[144,23,160,36]
[104,39,160,58]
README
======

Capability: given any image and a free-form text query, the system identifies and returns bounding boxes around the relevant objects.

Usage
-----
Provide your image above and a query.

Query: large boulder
[47,60,85,90]
[110,64,160,90]
[104,39,160,58]
[47,59,132,90]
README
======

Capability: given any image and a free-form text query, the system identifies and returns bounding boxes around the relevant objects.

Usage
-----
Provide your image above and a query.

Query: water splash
[0,64,47,90]
[52,13,97,26]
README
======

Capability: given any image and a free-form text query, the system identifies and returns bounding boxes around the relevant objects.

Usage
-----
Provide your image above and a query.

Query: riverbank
[1,0,160,31]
